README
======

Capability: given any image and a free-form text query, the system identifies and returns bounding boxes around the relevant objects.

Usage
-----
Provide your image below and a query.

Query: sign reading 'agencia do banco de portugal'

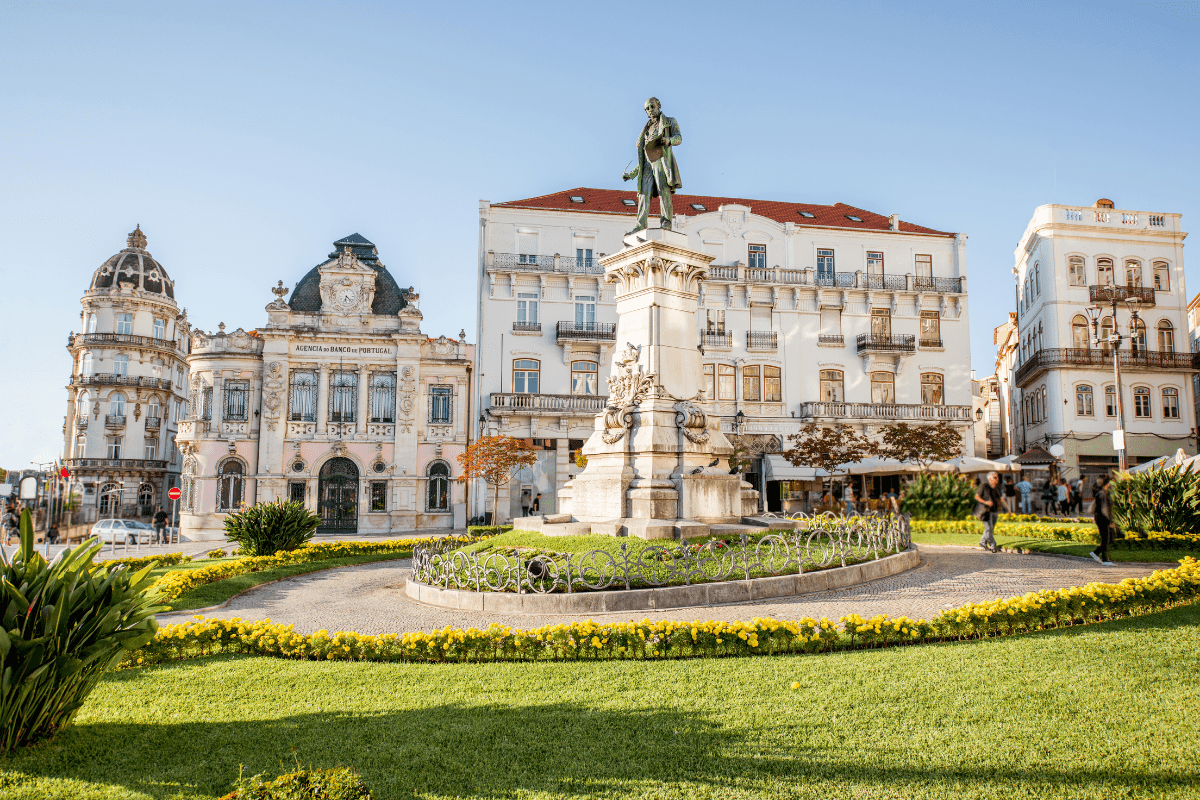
[289,343,396,356]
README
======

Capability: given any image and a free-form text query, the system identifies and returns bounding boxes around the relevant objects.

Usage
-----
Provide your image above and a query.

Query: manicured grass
[158,553,413,612]
[910,529,1197,563]
[460,529,769,559]
[3,603,1199,799]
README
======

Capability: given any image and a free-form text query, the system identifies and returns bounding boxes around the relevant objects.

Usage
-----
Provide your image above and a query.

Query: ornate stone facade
[176,234,474,540]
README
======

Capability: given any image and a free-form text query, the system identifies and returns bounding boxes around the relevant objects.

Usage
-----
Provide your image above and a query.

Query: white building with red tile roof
[472,187,974,521]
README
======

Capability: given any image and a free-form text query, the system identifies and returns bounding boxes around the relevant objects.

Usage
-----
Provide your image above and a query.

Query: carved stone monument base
[549,235,757,539]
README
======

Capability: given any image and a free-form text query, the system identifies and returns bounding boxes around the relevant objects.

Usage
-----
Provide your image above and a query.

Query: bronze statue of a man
[622,97,682,234]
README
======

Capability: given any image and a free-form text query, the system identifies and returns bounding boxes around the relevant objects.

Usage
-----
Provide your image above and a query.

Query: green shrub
[1110,466,1200,537]
[900,473,975,520]
[222,766,372,799]
[467,524,513,537]
[222,500,321,557]
[0,510,162,751]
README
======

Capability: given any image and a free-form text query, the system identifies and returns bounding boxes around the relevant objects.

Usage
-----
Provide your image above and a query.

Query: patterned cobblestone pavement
[156,545,1168,633]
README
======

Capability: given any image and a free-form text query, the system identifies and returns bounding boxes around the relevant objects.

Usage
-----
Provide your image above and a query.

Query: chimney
[888,214,900,231]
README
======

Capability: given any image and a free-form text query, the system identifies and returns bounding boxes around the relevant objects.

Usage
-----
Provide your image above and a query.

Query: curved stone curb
[405,545,920,615]
[916,542,1181,568]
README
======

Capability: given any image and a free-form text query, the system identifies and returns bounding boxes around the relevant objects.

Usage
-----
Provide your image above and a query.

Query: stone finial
[272,280,289,301]
[459,328,466,341]
[218,322,226,333]
[127,225,147,250]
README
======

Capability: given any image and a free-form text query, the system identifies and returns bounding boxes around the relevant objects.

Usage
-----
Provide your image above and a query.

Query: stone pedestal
[555,230,758,539]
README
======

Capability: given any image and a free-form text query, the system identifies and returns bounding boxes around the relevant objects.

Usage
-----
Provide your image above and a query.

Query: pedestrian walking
[1092,475,1114,564]
[843,482,856,516]
[1040,480,1055,516]
[1016,476,1032,515]
[974,471,1003,553]
[152,506,169,544]
[531,493,541,515]
[1056,479,1069,516]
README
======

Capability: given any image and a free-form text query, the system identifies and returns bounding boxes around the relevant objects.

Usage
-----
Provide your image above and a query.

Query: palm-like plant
[222,500,322,557]
[1110,466,1200,537]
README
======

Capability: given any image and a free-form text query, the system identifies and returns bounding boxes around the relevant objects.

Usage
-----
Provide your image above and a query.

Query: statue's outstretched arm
[668,120,681,147]
[623,163,640,182]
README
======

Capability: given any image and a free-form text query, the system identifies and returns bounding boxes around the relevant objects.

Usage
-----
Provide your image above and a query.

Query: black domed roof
[90,226,175,299]
[289,234,410,315]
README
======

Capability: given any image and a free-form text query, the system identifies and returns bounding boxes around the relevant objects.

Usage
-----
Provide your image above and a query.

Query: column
[356,369,369,435]
[316,365,329,435]
[554,437,569,516]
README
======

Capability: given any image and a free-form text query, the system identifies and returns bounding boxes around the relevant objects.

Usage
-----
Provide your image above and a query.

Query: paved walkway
[156,545,1167,633]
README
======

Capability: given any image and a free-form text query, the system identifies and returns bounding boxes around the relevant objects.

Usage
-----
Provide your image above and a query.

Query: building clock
[336,287,359,309]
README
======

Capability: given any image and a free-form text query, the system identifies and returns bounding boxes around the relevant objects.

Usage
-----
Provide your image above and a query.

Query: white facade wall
[1010,203,1196,483]
[474,193,974,518]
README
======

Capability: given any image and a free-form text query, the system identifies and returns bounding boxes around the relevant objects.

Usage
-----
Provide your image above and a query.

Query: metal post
[171,497,179,545]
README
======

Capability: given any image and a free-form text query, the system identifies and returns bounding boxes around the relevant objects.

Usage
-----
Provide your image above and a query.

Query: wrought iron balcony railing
[1014,347,1200,386]
[1089,285,1156,306]
[919,338,944,348]
[746,331,778,350]
[104,414,126,427]
[555,321,616,341]
[856,333,916,354]
[144,416,161,429]
[77,374,173,391]
[818,334,845,345]
[512,322,542,333]
[700,331,732,348]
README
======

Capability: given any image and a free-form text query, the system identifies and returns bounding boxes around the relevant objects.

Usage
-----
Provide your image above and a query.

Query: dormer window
[799,211,815,219]
[621,198,636,206]
[569,196,584,203]
[690,203,706,211]
[845,215,863,222]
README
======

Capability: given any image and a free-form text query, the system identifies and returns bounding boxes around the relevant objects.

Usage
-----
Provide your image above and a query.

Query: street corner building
[175,234,475,540]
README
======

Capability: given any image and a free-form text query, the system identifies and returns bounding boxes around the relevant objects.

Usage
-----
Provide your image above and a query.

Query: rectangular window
[742,365,761,401]
[1068,256,1086,286]
[513,359,540,394]
[370,481,387,512]
[1163,388,1180,419]
[571,361,598,395]
[116,313,133,335]
[819,307,842,336]
[144,438,157,460]
[576,247,594,269]
[920,310,940,343]
[289,481,306,504]
[871,372,895,404]
[1076,385,1094,416]
[517,231,538,264]
[516,292,539,325]
[202,387,212,420]
[370,372,397,423]
[290,371,317,422]
[747,244,766,269]
[764,366,781,402]
[430,385,453,424]
[866,251,884,276]
[107,437,122,459]
[703,364,715,399]
[153,318,165,338]
[820,369,844,403]
[750,305,772,332]
[920,373,943,405]
[329,371,357,422]
[870,308,891,337]
[1097,258,1114,286]
[147,401,160,421]
[717,364,735,400]
[113,355,129,377]
[1153,262,1170,291]
[1125,260,1143,287]
[1105,386,1118,417]
[816,249,834,282]
[223,380,250,421]
[1134,388,1152,418]
[706,309,725,333]
[915,254,932,279]
[574,295,596,327]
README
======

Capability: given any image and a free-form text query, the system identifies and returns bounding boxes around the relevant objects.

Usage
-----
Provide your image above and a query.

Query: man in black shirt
[975,471,1003,553]
[152,506,169,544]
[1092,475,1114,565]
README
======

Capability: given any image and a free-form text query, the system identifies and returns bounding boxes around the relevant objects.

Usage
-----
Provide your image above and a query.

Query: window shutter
[750,306,772,331]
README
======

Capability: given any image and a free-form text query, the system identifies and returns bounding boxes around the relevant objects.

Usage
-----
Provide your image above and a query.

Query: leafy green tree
[876,422,963,472]
[783,424,874,481]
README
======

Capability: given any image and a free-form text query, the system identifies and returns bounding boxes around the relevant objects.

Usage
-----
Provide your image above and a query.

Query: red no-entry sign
[168,487,182,500]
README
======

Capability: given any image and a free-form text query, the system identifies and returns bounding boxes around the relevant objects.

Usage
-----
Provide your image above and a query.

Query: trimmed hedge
[911,520,1099,544]
[127,559,1199,666]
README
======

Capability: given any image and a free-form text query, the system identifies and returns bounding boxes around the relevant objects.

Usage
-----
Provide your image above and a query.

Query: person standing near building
[1016,475,1032,515]
[152,505,169,544]
[975,471,1003,553]
[1092,475,1114,564]
[1040,480,1056,516]
[1056,479,1069,516]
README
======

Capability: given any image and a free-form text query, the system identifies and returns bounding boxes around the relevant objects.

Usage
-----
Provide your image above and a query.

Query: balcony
[64,458,169,471]
[144,416,161,429]
[818,334,844,346]
[708,266,738,280]
[1089,285,1156,307]
[556,321,616,343]
[512,322,542,334]
[1014,347,1200,386]
[856,333,916,354]
[487,252,604,276]
[816,271,857,288]
[77,374,173,391]
[798,402,973,422]
[489,392,609,415]
[746,331,778,350]
[105,414,126,427]
[861,273,908,291]
[699,265,964,293]
[919,338,944,349]
[71,332,180,352]
[700,330,732,348]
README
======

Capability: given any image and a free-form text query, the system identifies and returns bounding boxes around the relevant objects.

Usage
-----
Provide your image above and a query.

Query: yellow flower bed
[151,535,476,604]
[128,558,1199,666]
[912,519,1098,544]
[98,552,191,570]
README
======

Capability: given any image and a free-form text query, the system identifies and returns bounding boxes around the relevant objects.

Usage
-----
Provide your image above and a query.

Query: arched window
[920,373,944,404]
[98,482,120,516]
[1071,315,1090,349]
[1131,318,1147,353]
[1100,316,1114,352]
[113,354,129,377]
[1125,259,1142,287]
[1068,256,1086,286]
[182,459,197,511]
[369,372,397,422]
[1104,386,1117,417]
[570,361,598,395]
[1076,384,1094,416]
[109,392,126,417]
[513,359,540,394]
[870,371,895,404]
[1037,323,1043,352]
[1153,261,1170,291]
[80,351,92,376]
[1033,262,1041,295]
[1096,258,1114,286]
[138,483,154,514]
[1133,386,1152,418]
[1157,320,1175,353]
[820,369,844,403]
[1163,387,1180,419]
[216,460,245,511]
[76,390,90,418]
[1040,387,1047,421]
[290,371,317,421]
[426,461,450,512]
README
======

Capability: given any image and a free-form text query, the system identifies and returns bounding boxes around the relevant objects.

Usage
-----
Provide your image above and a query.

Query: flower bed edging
[404,546,921,614]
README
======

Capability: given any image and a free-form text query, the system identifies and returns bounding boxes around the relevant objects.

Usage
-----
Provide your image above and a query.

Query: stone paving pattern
[157,545,1167,633]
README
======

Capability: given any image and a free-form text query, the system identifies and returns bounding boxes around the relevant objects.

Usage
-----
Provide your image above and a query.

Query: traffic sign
[168,487,182,501]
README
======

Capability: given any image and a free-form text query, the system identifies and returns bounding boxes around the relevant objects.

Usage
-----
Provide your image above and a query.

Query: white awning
[1127,448,1188,473]
[763,454,826,481]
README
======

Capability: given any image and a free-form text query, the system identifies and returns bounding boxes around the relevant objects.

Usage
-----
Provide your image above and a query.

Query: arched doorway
[318,457,359,533]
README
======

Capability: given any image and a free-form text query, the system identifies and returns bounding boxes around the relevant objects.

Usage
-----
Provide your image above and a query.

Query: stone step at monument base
[511,515,768,540]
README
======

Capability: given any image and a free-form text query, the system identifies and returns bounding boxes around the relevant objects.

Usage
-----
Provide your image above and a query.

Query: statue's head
[644,97,661,118]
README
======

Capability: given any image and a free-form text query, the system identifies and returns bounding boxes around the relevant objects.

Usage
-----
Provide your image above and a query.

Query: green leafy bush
[900,473,975,520]
[0,511,162,751]
[221,766,372,799]
[1110,466,1200,537]
[467,524,513,537]
[222,500,321,557]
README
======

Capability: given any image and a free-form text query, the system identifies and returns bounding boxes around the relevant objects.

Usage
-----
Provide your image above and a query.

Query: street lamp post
[1085,297,1142,473]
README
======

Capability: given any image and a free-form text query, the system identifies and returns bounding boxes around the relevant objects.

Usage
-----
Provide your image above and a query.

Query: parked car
[89,518,156,544]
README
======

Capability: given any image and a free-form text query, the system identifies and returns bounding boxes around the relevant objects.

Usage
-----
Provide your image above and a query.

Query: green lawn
[154,553,414,612]
[2,603,1197,799]
[910,530,1197,564]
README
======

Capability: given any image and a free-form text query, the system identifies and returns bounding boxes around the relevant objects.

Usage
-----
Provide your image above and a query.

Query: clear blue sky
[2,0,1197,468]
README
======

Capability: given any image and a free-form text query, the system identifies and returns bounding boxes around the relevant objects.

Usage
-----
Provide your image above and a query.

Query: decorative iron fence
[411,513,910,594]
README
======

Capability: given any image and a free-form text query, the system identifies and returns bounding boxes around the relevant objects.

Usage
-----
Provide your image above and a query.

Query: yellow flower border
[127,558,1199,667]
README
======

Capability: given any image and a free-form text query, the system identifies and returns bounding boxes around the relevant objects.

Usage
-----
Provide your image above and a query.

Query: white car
[90,518,156,544]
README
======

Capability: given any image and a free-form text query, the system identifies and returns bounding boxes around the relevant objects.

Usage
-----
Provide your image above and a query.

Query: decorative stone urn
[550,228,758,539]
